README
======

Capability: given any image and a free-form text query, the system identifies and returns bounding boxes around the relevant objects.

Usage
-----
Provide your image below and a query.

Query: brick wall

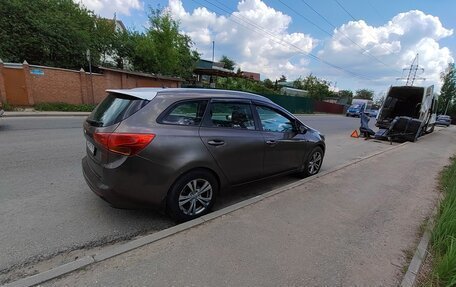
[0,62,182,106]
[31,67,85,104]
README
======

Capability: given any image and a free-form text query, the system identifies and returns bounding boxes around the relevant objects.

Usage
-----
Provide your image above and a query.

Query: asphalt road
[0,114,389,282]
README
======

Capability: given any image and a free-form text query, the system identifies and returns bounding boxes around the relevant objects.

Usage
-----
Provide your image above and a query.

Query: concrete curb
[2,141,409,287]
[3,256,95,287]
[3,112,90,117]
[400,205,438,287]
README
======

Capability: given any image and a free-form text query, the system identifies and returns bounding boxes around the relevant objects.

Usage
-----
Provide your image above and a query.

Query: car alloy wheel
[308,149,323,175]
[167,170,218,222]
[178,179,213,216]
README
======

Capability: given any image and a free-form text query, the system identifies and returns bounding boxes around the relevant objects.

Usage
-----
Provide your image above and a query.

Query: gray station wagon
[82,88,325,221]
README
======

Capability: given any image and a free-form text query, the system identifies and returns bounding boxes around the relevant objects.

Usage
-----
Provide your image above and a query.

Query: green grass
[1,102,16,111]
[427,156,456,286]
[34,102,96,112]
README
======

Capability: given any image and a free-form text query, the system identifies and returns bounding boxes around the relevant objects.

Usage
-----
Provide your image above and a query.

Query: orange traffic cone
[350,130,359,138]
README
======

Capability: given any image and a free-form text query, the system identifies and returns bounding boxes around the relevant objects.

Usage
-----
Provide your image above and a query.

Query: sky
[77,0,456,96]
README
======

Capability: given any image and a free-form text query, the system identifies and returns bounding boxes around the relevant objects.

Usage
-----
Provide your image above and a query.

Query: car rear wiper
[86,119,104,127]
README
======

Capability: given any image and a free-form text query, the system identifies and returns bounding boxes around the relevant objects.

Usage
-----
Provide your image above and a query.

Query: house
[241,71,260,81]
[192,59,237,87]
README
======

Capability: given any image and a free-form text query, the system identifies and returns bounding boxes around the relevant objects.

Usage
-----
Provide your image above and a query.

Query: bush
[1,102,16,111]
[34,102,96,112]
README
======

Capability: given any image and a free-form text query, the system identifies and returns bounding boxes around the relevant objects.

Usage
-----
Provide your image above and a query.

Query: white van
[376,85,438,135]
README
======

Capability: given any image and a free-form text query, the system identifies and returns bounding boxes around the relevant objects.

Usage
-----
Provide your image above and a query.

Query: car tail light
[93,132,155,156]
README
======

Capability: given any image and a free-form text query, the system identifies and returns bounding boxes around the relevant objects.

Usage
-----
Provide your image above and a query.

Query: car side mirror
[296,124,307,134]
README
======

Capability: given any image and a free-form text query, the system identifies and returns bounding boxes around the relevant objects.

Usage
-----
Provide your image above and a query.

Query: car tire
[297,146,324,178]
[166,170,218,222]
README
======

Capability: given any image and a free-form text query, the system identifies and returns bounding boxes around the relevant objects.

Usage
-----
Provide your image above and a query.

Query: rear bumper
[82,157,139,208]
[82,156,167,209]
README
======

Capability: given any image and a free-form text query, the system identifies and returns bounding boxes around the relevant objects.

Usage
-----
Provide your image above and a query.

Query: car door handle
[265,140,277,145]
[207,140,225,146]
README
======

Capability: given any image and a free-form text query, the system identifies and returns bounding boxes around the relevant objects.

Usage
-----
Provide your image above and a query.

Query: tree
[439,63,456,114]
[219,55,236,71]
[263,78,274,89]
[130,9,199,78]
[278,75,287,83]
[338,90,353,98]
[292,74,334,100]
[338,89,353,104]
[92,17,117,67]
[354,89,374,100]
[0,0,98,69]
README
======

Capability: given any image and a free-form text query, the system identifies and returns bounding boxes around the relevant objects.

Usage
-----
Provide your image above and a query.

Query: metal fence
[261,94,314,114]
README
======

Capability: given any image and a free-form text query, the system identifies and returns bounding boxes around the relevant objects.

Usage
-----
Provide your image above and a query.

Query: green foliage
[1,102,16,111]
[129,9,199,79]
[216,77,279,96]
[34,102,96,112]
[338,89,353,104]
[338,90,353,99]
[219,55,236,71]
[0,0,100,69]
[92,17,117,67]
[429,157,456,286]
[263,78,275,90]
[0,2,197,79]
[278,75,287,83]
[293,74,334,101]
[439,63,456,115]
[354,89,374,100]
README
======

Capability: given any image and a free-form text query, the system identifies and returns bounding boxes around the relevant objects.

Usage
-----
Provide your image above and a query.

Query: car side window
[256,105,294,133]
[207,102,256,130]
[161,100,208,126]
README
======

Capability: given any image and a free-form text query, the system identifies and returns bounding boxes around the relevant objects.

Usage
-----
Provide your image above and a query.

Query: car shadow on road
[216,174,300,210]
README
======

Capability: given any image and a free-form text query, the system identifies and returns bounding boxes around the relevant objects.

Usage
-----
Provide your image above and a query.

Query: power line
[333,0,357,21]
[273,0,333,37]
[193,0,372,80]
[294,0,396,71]
[332,0,398,56]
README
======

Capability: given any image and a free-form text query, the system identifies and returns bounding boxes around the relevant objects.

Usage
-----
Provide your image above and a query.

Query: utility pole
[396,53,426,86]
[212,41,215,63]
[86,49,94,103]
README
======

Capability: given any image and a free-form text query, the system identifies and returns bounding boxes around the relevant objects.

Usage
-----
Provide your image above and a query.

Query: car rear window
[87,92,149,127]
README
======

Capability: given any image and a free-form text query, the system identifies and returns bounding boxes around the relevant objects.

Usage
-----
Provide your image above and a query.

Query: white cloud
[76,0,142,17]
[166,0,316,80]
[317,10,454,91]
[166,1,453,92]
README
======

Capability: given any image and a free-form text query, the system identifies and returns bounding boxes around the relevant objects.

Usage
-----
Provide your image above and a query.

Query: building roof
[194,59,237,77]
[99,66,183,82]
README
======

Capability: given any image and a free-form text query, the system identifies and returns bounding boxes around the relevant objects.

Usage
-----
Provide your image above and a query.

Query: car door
[199,99,264,185]
[254,104,308,176]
